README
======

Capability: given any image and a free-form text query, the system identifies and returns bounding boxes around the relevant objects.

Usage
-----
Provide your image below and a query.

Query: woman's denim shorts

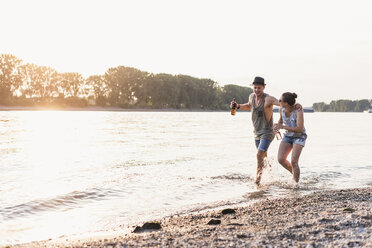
[282,134,307,147]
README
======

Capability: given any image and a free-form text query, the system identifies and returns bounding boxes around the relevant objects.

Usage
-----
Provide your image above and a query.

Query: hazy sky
[1,0,371,106]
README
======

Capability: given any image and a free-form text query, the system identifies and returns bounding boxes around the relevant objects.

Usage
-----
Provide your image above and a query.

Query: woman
[274,92,307,183]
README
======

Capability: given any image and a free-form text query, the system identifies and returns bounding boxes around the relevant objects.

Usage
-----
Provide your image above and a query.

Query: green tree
[18,63,59,102]
[329,100,354,112]
[313,102,329,112]
[105,66,149,107]
[146,73,180,108]
[221,84,253,108]
[0,54,22,104]
[135,73,154,107]
[59,72,85,98]
[196,78,219,109]
[86,75,109,106]
[313,99,372,112]
[354,99,370,112]
[177,75,217,108]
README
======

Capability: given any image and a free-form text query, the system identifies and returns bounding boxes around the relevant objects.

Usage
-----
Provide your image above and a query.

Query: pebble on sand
[221,208,236,215]
[207,219,221,225]
[133,222,162,233]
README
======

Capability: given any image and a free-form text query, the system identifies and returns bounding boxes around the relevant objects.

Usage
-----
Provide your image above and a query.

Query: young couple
[231,76,307,186]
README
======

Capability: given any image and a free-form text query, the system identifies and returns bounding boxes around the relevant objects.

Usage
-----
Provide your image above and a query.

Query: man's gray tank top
[281,108,306,137]
[251,93,274,141]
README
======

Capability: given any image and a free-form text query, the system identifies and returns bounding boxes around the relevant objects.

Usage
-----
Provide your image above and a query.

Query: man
[231,76,280,186]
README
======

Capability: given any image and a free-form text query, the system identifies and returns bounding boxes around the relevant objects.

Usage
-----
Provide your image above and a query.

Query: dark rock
[222,208,236,215]
[228,223,244,226]
[237,234,248,238]
[142,222,162,230]
[207,219,221,225]
[343,208,355,213]
[133,226,142,233]
[133,222,162,233]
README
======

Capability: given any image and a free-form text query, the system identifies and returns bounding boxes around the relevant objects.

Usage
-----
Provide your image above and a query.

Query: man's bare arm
[294,103,303,112]
[238,93,254,111]
[273,108,283,132]
[278,108,283,124]
[271,96,280,106]
[238,102,251,111]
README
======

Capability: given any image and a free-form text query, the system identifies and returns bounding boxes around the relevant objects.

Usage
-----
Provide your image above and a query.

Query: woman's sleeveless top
[281,108,306,137]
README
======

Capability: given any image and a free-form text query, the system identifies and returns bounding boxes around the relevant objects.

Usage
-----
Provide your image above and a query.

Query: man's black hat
[252,76,266,86]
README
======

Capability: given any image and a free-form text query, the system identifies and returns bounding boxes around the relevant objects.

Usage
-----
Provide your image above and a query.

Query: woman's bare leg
[291,144,304,183]
[277,142,293,174]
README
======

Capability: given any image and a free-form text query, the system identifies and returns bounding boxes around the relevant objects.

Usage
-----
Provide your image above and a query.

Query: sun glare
[18,111,95,198]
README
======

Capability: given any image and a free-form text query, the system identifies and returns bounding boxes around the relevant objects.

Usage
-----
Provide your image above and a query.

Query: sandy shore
[13,187,372,248]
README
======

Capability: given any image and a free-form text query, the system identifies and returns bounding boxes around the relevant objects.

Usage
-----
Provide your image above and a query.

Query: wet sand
[13,187,371,248]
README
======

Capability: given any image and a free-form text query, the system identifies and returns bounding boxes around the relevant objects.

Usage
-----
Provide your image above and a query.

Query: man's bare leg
[262,152,270,168]
[255,150,266,186]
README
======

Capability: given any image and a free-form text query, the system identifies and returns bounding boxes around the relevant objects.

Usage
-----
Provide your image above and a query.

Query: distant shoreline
[0,105,366,113]
[0,105,226,112]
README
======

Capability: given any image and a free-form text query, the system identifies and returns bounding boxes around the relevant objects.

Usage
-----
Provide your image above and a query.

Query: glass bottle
[231,98,237,115]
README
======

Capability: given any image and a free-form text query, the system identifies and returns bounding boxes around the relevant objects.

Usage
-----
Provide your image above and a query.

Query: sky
[1,0,372,106]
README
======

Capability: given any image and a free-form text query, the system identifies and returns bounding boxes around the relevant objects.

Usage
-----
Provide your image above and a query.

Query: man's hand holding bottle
[230,98,238,115]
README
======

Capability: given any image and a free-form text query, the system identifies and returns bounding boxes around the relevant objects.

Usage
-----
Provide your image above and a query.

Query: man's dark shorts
[255,138,272,152]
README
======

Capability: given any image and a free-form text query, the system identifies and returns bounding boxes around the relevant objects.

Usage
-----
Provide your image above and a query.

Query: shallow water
[0,111,371,245]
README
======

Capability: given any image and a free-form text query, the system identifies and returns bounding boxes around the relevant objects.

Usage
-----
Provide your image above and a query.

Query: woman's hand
[273,123,283,132]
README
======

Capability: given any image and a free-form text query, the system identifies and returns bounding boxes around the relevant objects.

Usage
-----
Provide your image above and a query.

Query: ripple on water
[0,188,121,221]
[114,157,194,169]
[211,173,254,182]
[318,171,346,180]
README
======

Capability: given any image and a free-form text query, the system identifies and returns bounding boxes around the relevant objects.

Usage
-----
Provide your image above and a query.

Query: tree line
[313,99,372,112]
[0,54,252,110]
